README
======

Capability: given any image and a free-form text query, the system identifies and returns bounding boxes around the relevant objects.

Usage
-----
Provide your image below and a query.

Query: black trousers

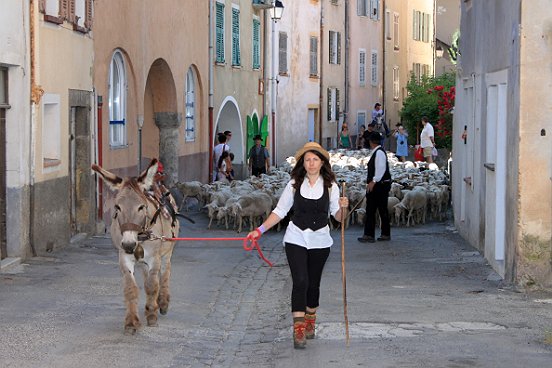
[285,243,330,312]
[252,166,266,177]
[363,183,391,238]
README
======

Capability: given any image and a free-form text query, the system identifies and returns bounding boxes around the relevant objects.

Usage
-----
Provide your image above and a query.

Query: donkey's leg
[120,256,140,334]
[157,249,174,315]
[144,261,161,327]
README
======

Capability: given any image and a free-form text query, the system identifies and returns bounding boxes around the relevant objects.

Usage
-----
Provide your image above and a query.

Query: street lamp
[269,0,284,165]
[270,0,284,22]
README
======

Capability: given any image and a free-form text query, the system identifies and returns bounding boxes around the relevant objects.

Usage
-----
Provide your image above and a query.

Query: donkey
[92,159,180,334]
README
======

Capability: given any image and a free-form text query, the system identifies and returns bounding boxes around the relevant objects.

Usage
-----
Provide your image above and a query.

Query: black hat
[368,121,376,127]
[368,131,382,143]
[253,134,262,141]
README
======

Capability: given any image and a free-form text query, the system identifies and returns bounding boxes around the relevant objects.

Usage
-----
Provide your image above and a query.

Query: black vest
[249,145,266,169]
[291,185,330,231]
[367,147,391,183]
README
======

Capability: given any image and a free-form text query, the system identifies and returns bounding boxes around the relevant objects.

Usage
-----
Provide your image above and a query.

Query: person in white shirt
[212,133,230,181]
[247,142,349,349]
[420,116,435,163]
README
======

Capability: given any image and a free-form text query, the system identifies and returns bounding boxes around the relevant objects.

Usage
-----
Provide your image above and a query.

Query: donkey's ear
[92,164,123,190]
[138,159,158,190]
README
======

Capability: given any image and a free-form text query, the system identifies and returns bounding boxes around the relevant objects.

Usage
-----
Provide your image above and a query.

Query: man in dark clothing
[358,132,392,243]
[248,135,270,176]
[361,122,376,149]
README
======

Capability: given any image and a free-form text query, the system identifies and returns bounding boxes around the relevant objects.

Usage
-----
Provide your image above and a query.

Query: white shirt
[213,143,230,166]
[369,146,387,183]
[420,122,435,148]
[272,177,341,249]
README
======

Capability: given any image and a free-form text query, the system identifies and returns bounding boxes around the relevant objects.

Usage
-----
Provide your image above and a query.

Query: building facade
[0,1,32,263]
[93,0,209,224]
[348,0,384,147]
[452,0,552,287]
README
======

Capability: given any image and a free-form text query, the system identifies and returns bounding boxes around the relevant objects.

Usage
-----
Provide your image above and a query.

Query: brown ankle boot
[304,313,316,339]
[293,321,307,349]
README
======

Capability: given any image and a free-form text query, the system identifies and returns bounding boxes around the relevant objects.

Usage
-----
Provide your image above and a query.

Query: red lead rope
[161,236,273,267]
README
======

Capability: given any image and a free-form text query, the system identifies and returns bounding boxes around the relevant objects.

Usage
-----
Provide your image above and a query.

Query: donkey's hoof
[147,316,158,327]
[124,326,138,335]
[159,306,168,315]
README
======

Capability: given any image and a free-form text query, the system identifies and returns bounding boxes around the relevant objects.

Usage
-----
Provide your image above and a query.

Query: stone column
[154,112,181,187]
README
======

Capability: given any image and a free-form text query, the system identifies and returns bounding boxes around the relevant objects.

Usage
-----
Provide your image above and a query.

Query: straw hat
[294,142,330,162]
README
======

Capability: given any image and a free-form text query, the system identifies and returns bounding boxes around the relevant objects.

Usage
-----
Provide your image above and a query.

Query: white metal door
[307,109,315,142]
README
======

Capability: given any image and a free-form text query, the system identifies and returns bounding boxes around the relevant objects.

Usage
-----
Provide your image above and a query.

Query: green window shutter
[232,8,240,66]
[336,89,340,119]
[216,3,225,63]
[310,36,318,76]
[253,19,260,69]
[337,32,341,65]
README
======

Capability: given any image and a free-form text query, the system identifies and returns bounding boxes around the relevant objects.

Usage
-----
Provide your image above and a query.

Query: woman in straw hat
[247,142,349,349]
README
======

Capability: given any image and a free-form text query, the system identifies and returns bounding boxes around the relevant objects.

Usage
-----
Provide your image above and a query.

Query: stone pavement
[1,211,551,367]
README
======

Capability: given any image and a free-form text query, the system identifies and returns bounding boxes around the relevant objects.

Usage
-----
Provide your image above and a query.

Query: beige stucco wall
[274,0,321,164]
[93,0,209,175]
[320,0,345,149]
[384,0,408,134]
[34,17,94,183]
[517,0,552,287]
[213,0,265,173]
[348,0,383,142]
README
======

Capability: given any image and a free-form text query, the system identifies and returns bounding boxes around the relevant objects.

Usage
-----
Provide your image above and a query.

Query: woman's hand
[247,228,262,240]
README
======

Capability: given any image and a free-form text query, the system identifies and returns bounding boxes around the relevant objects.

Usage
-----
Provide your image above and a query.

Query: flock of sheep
[174,148,451,233]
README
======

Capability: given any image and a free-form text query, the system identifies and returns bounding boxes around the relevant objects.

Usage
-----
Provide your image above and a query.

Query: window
[413,10,431,43]
[42,93,61,165]
[231,6,241,66]
[357,111,366,130]
[357,0,368,16]
[385,10,391,39]
[252,18,261,69]
[331,0,338,4]
[42,0,93,30]
[185,67,196,142]
[422,64,431,77]
[0,67,8,107]
[327,88,340,122]
[370,50,378,86]
[393,66,399,101]
[359,49,366,86]
[393,13,400,50]
[329,31,341,65]
[75,0,85,28]
[279,32,288,74]
[109,50,127,147]
[215,1,225,63]
[310,36,318,77]
[370,0,380,20]
[412,62,421,83]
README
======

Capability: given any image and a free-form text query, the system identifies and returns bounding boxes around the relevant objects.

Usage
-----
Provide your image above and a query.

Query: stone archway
[144,59,180,186]
[216,98,245,178]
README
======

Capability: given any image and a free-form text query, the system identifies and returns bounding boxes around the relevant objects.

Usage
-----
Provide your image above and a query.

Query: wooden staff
[340,181,350,346]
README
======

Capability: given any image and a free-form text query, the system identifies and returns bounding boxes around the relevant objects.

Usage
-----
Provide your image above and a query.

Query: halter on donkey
[92,159,179,335]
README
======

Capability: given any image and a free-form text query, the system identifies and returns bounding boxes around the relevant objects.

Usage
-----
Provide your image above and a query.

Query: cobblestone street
[1,211,552,367]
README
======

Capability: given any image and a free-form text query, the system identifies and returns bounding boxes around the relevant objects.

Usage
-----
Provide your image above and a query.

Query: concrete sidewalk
[1,212,551,367]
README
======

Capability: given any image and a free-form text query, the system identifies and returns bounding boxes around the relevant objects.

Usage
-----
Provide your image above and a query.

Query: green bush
[400,72,455,150]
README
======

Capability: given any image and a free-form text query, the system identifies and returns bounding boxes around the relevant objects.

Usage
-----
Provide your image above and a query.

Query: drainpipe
[271,18,276,165]
[344,0,349,124]
[29,0,39,257]
[318,0,324,144]
[381,0,387,150]
[97,95,103,220]
[263,10,268,118]
[208,0,215,182]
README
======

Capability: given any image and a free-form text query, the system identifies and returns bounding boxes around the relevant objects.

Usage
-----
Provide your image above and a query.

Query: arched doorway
[144,59,179,186]
[216,98,244,178]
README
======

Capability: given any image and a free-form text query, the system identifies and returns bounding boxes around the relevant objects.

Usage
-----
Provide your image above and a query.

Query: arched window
[108,50,127,147]
[185,67,196,142]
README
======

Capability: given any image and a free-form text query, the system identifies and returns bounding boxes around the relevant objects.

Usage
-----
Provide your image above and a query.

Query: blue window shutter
[253,19,260,69]
[216,3,225,63]
[232,8,241,66]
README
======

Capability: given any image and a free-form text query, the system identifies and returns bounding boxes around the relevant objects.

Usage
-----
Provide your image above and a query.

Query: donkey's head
[92,159,159,254]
